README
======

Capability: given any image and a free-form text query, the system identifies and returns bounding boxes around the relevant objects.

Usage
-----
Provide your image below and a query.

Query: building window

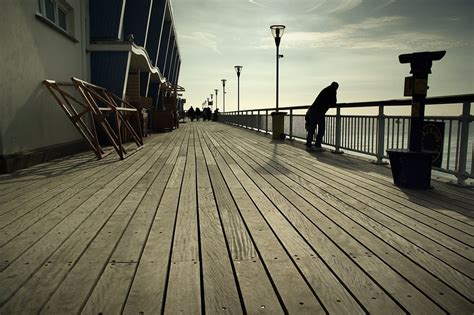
[45,0,56,22]
[38,0,72,32]
[58,7,67,30]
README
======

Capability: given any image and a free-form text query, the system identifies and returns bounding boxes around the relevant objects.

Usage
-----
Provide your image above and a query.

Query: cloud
[180,32,221,54]
[272,16,472,51]
[259,16,403,49]
[305,0,327,13]
[327,0,363,14]
[373,0,397,11]
[305,0,362,14]
[248,0,266,7]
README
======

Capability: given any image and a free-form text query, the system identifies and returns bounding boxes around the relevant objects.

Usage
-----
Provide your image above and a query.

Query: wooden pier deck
[1,122,473,314]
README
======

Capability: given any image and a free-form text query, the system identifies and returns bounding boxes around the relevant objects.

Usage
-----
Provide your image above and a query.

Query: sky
[171,0,473,115]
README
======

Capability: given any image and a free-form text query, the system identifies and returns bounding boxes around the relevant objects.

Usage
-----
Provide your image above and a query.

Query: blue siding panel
[176,61,181,84]
[146,0,166,65]
[157,21,171,72]
[170,49,178,84]
[90,0,125,40]
[90,51,129,97]
[172,56,180,84]
[164,38,175,78]
[123,0,152,47]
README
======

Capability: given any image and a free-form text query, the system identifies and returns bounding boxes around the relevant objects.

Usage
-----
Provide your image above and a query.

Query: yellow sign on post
[414,78,428,95]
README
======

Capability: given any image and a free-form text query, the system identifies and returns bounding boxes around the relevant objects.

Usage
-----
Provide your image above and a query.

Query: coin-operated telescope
[399,51,445,151]
[387,51,446,189]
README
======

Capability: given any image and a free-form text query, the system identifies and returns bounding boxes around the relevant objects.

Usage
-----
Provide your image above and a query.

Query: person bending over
[305,81,339,150]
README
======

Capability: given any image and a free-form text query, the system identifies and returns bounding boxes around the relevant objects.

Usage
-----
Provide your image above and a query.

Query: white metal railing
[219,94,473,186]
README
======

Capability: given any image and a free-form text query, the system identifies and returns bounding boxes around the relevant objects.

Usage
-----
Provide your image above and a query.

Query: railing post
[456,101,471,186]
[289,109,293,140]
[331,106,344,154]
[257,110,260,132]
[373,105,388,165]
[265,110,269,134]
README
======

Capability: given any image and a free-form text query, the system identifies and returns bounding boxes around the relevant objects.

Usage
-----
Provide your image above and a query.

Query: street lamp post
[269,25,286,140]
[221,79,226,112]
[234,65,242,112]
[214,89,218,110]
[270,25,285,112]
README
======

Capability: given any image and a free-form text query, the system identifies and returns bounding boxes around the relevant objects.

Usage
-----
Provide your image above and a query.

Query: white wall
[0,0,88,156]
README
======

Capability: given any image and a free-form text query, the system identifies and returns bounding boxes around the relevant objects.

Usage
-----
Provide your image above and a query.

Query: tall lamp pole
[214,89,218,110]
[234,65,242,112]
[221,79,226,112]
[270,25,285,112]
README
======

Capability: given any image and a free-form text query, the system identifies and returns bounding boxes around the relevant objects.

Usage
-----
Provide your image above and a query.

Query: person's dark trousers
[314,113,325,147]
[306,122,317,147]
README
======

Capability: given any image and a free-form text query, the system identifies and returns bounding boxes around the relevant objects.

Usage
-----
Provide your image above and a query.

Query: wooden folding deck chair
[43,78,143,160]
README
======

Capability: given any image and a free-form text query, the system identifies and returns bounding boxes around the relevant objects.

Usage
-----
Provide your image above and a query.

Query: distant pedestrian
[203,107,212,121]
[305,82,339,150]
[195,108,202,121]
[187,106,195,121]
[213,108,219,121]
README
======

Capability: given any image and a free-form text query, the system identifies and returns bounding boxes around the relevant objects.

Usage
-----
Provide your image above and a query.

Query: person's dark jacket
[310,84,337,115]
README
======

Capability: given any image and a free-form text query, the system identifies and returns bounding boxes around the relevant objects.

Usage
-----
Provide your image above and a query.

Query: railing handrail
[219,93,473,185]
[221,94,474,113]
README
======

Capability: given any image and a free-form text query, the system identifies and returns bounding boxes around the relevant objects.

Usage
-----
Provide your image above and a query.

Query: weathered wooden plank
[164,261,201,314]
[110,140,183,263]
[0,153,96,202]
[0,147,152,247]
[165,128,201,313]
[195,134,242,313]
[0,156,108,216]
[229,128,474,263]
[228,130,474,287]
[234,123,474,217]
[233,260,284,314]
[0,134,169,272]
[197,126,283,313]
[207,165,257,260]
[2,121,473,315]
[214,125,473,314]
[206,130,404,314]
[123,130,190,314]
[0,134,178,311]
[82,262,136,314]
[122,186,182,314]
[169,130,199,263]
[39,134,182,314]
[201,134,326,314]
[308,146,474,211]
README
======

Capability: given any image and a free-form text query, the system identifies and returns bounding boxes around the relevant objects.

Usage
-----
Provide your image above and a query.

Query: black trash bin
[387,149,434,189]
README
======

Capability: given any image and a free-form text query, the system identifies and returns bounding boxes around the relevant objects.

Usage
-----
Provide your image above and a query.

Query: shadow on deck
[1,122,473,314]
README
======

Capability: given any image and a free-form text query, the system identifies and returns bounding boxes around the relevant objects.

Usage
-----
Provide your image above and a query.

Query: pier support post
[331,106,344,154]
[456,101,471,186]
[373,105,388,164]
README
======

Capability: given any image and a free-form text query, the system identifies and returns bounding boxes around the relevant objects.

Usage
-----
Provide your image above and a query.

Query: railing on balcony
[219,94,474,186]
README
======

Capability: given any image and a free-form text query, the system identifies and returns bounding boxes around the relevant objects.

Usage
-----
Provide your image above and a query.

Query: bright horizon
[171,0,473,115]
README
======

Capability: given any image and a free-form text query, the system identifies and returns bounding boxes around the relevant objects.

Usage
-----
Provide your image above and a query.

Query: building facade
[0,0,181,173]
